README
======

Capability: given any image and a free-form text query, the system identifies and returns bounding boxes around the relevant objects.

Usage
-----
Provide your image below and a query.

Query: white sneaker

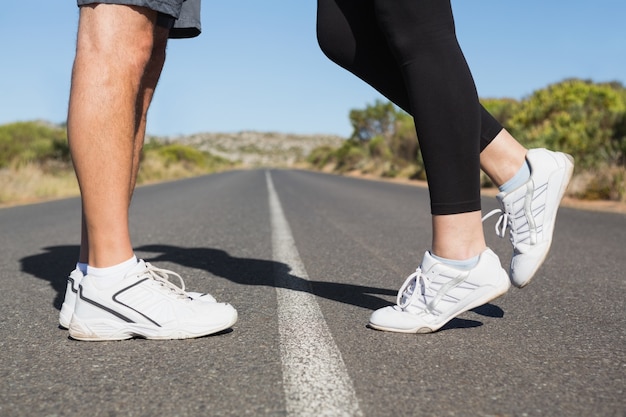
[59,268,83,329]
[483,149,574,288]
[369,249,510,333]
[68,260,236,341]
[142,261,218,303]
[59,262,216,329]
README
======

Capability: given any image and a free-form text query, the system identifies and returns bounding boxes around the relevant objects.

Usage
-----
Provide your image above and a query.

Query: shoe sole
[59,307,72,330]
[68,311,238,341]
[368,279,510,334]
[514,153,574,288]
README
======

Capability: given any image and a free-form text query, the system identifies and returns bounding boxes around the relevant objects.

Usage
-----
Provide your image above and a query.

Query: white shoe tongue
[420,251,438,270]
[129,259,148,274]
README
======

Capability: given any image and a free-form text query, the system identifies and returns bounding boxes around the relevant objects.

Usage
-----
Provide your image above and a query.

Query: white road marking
[266,171,363,417]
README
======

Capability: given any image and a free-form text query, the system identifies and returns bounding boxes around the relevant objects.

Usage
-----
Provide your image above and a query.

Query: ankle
[499,160,531,193]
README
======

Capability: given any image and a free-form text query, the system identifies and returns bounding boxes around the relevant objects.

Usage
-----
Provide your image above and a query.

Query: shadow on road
[20,245,78,310]
[137,244,396,312]
[20,244,504,331]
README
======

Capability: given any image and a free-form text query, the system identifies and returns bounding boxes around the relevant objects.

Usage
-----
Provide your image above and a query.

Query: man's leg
[130,23,169,192]
[65,5,237,340]
[68,4,156,268]
[74,17,168,271]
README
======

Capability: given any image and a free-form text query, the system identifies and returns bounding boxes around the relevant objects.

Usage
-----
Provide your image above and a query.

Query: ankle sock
[87,255,138,288]
[430,252,479,270]
[77,262,88,276]
[499,160,531,193]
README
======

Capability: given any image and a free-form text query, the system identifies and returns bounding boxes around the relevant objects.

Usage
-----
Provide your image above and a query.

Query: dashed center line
[266,170,363,417]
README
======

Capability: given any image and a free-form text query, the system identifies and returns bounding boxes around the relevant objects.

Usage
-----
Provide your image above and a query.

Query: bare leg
[432,211,486,260]
[68,4,156,268]
[431,129,528,261]
[78,213,88,264]
[130,25,169,192]
[75,21,168,266]
[480,129,528,187]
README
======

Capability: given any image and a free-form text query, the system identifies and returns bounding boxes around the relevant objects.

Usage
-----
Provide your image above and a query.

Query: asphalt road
[1,169,624,417]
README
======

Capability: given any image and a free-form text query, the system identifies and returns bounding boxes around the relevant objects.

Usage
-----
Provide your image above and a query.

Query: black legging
[317,0,503,215]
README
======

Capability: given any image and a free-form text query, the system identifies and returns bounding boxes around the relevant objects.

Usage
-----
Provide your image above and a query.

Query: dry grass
[568,166,626,202]
[137,151,231,184]
[0,157,232,208]
[0,164,80,206]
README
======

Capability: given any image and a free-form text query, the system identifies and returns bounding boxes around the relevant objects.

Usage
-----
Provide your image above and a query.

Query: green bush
[308,79,626,201]
[156,144,207,167]
[368,136,392,160]
[481,98,520,126]
[333,140,367,172]
[390,111,420,167]
[307,101,424,177]
[307,145,335,168]
[507,79,626,169]
[0,122,69,168]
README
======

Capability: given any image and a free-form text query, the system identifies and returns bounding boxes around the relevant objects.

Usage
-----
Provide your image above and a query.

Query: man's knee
[76,4,157,70]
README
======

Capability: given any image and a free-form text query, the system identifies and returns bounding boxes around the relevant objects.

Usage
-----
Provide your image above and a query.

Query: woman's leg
[317,0,507,156]
[317,0,511,334]
[317,0,572,299]
[319,0,488,260]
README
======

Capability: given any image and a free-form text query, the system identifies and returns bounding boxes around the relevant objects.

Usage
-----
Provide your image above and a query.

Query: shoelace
[143,262,191,300]
[396,268,429,310]
[482,208,509,239]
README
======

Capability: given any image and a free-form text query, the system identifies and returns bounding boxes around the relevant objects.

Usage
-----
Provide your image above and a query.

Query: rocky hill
[165,131,345,167]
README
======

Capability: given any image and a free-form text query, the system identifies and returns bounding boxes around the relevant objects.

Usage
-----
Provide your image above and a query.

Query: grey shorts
[76,0,201,38]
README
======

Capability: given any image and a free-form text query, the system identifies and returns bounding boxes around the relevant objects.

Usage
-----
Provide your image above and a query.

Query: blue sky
[1,1,624,137]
